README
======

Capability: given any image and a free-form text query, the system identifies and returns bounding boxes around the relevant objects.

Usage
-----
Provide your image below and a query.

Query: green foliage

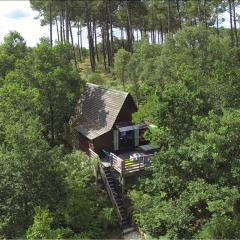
[87,72,104,85]
[0,100,63,236]
[0,31,118,239]
[114,48,131,90]
[26,207,73,239]
[130,180,240,239]
[57,151,117,237]
[194,216,240,239]
[4,41,84,145]
[0,31,27,78]
[32,42,84,144]
[127,25,240,238]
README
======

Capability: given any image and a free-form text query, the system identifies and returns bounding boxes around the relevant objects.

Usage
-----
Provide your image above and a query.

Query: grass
[78,59,128,92]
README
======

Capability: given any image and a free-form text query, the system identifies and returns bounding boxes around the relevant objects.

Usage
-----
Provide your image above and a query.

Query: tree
[114,48,131,90]
[0,31,27,78]
[56,151,117,238]
[33,42,83,145]
[5,41,84,145]
[26,207,73,239]
[127,25,240,238]
[0,84,64,237]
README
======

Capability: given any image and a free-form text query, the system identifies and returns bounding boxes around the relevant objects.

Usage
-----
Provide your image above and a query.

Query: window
[119,130,134,150]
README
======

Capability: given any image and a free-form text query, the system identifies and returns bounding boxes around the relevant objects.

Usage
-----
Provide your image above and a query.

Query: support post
[134,128,139,147]
[121,160,125,199]
[94,164,99,184]
[121,175,125,200]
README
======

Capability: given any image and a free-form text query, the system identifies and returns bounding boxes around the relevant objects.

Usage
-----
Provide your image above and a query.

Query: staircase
[100,164,135,234]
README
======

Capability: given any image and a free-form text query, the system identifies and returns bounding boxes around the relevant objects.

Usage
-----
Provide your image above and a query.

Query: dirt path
[123,230,143,240]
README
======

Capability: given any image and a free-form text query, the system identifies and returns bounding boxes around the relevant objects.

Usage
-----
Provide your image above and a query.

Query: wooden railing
[110,152,123,173]
[89,148,99,159]
[99,164,124,225]
[89,149,125,225]
[89,148,152,176]
[110,152,153,176]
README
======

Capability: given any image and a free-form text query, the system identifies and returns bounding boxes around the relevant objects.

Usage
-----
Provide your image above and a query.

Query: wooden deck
[89,148,153,176]
[110,151,153,176]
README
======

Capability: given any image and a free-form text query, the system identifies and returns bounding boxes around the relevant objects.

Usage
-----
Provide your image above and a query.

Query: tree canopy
[1,0,240,238]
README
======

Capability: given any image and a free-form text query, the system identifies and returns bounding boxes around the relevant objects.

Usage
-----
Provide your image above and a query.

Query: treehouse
[72,83,158,174]
[71,83,159,232]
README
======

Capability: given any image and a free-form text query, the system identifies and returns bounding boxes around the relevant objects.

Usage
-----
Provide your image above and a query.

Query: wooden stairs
[100,164,135,234]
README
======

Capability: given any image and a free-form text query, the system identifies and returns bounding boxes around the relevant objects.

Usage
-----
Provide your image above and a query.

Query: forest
[0,0,240,239]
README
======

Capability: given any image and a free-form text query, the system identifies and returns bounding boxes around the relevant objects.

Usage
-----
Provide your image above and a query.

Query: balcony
[101,144,159,176]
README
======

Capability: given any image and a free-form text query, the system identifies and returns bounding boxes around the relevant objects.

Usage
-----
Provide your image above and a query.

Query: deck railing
[88,149,124,225]
[89,148,153,176]
[110,152,153,176]
[89,148,99,159]
[110,152,123,173]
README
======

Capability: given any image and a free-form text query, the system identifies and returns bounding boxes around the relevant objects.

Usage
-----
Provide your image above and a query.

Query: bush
[87,72,104,85]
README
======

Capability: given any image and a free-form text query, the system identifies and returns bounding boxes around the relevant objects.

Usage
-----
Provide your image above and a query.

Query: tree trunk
[93,19,99,62]
[49,0,53,47]
[203,0,207,28]
[228,0,234,46]
[197,0,201,23]
[50,101,54,146]
[62,9,65,42]
[87,17,96,71]
[167,0,172,33]
[126,1,133,52]
[69,22,78,70]
[176,0,181,29]
[77,21,82,62]
[60,15,63,42]
[232,0,238,47]
[55,17,60,42]
[101,27,107,71]
[65,0,69,43]
[160,19,164,43]
[105,1,112,67]
[216,11,220,39]
[108,0,114,61]
[80,23,83,57]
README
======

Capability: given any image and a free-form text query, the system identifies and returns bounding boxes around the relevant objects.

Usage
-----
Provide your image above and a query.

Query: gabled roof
[75,83,131,140]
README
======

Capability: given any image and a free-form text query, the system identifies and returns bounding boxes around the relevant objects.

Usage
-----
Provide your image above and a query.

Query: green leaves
[26,207,73,239]
[127,26,240,238]
[114,48,131,90]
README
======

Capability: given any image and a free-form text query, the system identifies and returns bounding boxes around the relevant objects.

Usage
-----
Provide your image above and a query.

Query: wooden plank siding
[115,94,138,123]
[92,130,113,156]
[73,84,138,156]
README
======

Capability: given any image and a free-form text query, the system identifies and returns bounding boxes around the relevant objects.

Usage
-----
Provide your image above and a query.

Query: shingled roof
[75,83,129,140]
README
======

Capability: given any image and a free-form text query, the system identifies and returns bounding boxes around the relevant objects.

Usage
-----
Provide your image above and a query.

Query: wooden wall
[93,130,113,156]
[78,132,92,154]
[116,94,137,123]
[76,93,138,157]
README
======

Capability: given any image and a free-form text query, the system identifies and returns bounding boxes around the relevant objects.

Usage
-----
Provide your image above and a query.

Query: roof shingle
[75,83,129,140]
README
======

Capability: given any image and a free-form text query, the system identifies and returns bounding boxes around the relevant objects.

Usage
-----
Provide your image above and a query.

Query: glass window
[119,130,134,150]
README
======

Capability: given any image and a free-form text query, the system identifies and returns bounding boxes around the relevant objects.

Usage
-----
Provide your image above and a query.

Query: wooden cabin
[72,83,149,157]
[71,84,159,231]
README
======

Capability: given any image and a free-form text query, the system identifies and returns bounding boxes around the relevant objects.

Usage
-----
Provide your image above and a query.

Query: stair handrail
[99,165,124,224]
[89,148,99,159]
